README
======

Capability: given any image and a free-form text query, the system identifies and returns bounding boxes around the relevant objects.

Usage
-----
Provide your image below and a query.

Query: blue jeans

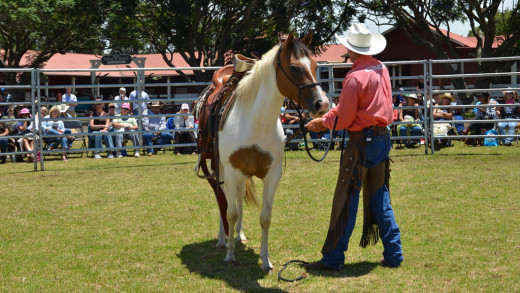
[143,132,170,154]
[89,129,114,153]
[497,119,517,145]
[0,137,7,153]
[44,128,70,149]
[321,131,403,269]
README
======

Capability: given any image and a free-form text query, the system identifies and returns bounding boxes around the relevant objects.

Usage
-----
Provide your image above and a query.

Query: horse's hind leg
[259,165,282,274]
[222,169,246,265]
[235,199,247,243]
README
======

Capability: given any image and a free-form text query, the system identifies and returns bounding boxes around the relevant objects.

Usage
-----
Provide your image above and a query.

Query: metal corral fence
[0,56,519,171]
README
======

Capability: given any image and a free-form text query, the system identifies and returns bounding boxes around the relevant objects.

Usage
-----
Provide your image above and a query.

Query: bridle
[275,44,338,162]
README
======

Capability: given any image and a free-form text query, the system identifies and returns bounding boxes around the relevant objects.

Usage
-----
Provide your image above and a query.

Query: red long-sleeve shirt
[322,55,393,132]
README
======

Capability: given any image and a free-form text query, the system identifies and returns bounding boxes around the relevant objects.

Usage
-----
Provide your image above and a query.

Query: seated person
[142,101,169,156]
[463,92,498,135]
[89,99,114,159]
[58,104,72,118]
[113,103,140,158]
[172,103,196,155]
[497,88,518,146]
[105,103,119,155]
[15,108,35,162]
[0,119,8,163]
[2,106,18,161]
[398,94,423,147]
[42,106,71,161]
[432,93,455,149]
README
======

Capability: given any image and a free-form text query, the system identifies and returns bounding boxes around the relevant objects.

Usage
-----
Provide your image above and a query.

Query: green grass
[1,142,519,292]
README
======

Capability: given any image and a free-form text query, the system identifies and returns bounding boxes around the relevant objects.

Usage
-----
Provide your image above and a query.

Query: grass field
[1,142,519,292]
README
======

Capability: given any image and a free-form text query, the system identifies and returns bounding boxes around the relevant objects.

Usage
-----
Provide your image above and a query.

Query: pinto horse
[199,32,329,273]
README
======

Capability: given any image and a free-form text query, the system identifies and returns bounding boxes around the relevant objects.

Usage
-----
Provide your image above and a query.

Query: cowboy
[305,23,403,270]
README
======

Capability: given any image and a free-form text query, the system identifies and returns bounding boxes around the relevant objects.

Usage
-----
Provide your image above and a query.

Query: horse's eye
[289,65,304,74]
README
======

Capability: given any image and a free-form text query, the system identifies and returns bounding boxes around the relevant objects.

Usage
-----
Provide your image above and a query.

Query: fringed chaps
[322,136,365,255]
[321,134,392,255]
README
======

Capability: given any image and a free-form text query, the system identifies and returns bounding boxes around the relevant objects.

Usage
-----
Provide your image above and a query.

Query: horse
[199,31,329,273]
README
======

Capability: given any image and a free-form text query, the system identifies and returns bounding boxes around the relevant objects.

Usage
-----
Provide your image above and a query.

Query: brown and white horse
[214,32,329,273]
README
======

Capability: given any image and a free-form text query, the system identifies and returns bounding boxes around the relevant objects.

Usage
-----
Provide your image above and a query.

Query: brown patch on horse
[229,145,273,179]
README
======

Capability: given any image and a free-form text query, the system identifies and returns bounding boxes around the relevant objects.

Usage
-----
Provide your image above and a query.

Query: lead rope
[297,109,338,162]
[278,260,309,282]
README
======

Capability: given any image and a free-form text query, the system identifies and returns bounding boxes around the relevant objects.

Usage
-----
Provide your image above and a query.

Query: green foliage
[106,0,355,83]
[0,0,107,69]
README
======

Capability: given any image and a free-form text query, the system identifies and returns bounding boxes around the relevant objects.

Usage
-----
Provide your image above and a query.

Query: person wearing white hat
[114,87,129,114]
[305,23,403,270]
[142,101,168,156]
[171,103,196,155]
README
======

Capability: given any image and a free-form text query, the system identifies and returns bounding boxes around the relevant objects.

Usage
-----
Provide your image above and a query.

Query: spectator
[0,119,8,163]
[142,101,169,156]
[391,93,403,139]
[432,93,455,150]
[398,94,422,147]
[114,87,129,114]
[62,87,78,117]
[129,88,150,115]
[450,93,465,135]
[172,103,196,155]
[40,107,48,118]
[42,106,70,161]
[106,102,118,155]
[463,92,498,146]
[89,99,114,159]
[58,104,72,118]
[113,103,140,158]
[15,108,35,162]
[497,88,519,146]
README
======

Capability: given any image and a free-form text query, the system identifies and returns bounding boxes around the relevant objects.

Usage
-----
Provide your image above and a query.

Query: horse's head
[275,31,329,118]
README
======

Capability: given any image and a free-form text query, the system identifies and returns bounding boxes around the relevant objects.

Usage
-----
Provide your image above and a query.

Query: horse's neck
[235,80,283,129]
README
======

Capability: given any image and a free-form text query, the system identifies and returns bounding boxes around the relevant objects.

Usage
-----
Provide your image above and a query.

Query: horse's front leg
[216,216,226,250]
[259,165,282,274]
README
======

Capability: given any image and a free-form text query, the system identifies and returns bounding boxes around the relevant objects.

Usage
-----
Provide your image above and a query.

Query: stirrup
[194,154,215,179]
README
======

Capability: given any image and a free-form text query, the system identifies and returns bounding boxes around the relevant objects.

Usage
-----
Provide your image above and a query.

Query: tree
[354,0,520,101]
[107,0,356,83]
[0,0,108,91]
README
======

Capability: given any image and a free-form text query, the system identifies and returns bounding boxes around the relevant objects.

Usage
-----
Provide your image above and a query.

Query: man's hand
[305,118,327,132]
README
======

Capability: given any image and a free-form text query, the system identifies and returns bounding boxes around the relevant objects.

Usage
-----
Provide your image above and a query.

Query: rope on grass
[277,260,309,282]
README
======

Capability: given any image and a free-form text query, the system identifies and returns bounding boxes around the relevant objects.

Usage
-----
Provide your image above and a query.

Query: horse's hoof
[216,244,226,251]
[224,260,238,266]
[262,267,274,275]
[236,238,248,243]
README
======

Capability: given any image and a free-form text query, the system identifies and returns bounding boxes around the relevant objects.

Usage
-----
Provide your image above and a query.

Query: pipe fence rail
[0,56,519,170]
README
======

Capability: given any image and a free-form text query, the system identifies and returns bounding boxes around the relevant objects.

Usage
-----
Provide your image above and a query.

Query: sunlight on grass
[1,142,519,292]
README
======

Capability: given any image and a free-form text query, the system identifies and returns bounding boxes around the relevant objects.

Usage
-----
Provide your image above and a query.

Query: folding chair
[63,120,88,157]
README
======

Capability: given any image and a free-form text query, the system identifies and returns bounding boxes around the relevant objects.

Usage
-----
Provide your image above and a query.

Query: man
[62,87,78,117]
[305,23,403,270]
[142,101,169,156]
[172,103,196,155]
[114,87,129,114]
[129,88,150,115]
[113,103,140,158]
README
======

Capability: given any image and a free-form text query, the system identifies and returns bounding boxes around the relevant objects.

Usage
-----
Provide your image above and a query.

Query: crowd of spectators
[0,86,519,163]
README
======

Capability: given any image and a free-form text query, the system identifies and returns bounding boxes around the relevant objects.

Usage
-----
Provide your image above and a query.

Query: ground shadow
[178,239,287,293]
[304,261,378,278]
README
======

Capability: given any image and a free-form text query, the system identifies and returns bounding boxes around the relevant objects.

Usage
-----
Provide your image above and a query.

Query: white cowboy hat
[58,104,69,113]
[335,23,387,56]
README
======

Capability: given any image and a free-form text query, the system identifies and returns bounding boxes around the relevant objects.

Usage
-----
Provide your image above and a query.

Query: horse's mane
[235,39,311,107]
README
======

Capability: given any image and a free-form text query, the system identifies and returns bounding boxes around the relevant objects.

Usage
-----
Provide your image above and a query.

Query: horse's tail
[245,178,259,207]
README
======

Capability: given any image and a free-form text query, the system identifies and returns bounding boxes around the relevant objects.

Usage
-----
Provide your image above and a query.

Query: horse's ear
[301,31,313,46]
[285,30,296,48]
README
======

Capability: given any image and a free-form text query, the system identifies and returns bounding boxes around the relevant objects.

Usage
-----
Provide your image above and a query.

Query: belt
[348,125,389,139]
